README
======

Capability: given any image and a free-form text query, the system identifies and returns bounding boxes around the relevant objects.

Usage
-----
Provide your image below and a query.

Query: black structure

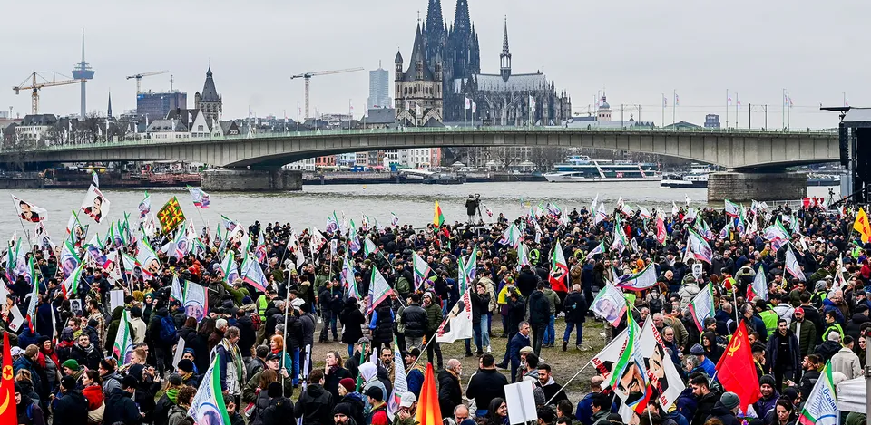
[828,107,871,204]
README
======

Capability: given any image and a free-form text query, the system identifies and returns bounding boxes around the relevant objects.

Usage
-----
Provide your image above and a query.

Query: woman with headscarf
[358,362,387,412]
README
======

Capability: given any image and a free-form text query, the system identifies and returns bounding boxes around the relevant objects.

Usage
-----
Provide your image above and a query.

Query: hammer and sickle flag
[715,320,759,412]
[853,207,871,244]
[0,333,16,422]
[157,196,186,234]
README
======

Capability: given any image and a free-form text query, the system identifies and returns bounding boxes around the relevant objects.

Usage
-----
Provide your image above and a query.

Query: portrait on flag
[81,185,110,223]
[592,284,627,326]
[13,196,46,223]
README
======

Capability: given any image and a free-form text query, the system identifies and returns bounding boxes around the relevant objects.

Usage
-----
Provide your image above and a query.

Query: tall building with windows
[137,91,187,120]
[368,64,391,110]
[395,22,444,126]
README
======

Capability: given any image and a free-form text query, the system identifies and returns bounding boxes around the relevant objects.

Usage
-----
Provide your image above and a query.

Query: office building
[368,65,391,110]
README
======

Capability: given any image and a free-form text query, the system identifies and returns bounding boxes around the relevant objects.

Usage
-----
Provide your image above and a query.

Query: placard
[504,380,538,424]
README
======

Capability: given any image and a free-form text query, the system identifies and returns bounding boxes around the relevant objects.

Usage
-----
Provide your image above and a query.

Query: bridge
[0,126,839,200]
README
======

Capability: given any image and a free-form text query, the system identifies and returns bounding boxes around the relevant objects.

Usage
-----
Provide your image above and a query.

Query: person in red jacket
[364,387,389,425]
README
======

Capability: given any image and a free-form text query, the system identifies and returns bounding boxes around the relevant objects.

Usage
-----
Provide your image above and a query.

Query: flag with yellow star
[157,197,186,234]
[0,333,16,422]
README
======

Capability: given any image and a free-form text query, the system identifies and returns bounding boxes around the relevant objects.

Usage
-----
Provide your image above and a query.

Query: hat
[333,402,354,417]
[689,344,704,355]
[356,337,370,345]
[364,386,384,401]
[10,347,23,356]
[267,381,283,398]
[759,374,777,388]
[339,378,356,393]
[121,375,139,389]
[520,346,534,355]
[242,296,253,304]
[62,359,80,372]
[399,391,417,408]
[816,281,828,291]
[61,375,76,391]
[266,353,281,362]
[720,391,740,410]
[795,307,805,315]
[168,373,183,386]
[406,347,421,358]
[178,359,194,373]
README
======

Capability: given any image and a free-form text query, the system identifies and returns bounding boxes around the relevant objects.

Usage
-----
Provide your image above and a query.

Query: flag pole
[544,359,593,406]
[281,283,291,393]
[672,89,676,126]
[726,89,729,129]
[661,93,664,129]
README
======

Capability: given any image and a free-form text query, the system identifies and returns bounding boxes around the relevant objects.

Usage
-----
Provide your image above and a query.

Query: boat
[806,173,841,187]
[543,155,660,183]
[661,163,710,188]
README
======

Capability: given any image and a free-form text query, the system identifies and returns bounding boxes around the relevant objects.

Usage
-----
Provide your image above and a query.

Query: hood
[111,306,124,321]
[359,362,377,382]
[530,290,544,300]
[709,401,734,416]
[307,383,326,397]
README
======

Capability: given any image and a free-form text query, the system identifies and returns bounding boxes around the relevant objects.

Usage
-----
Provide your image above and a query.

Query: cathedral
[410,0,571,125]
[194,68,222,124]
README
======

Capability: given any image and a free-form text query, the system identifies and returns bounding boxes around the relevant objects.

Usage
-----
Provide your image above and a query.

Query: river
[0,182,837,239]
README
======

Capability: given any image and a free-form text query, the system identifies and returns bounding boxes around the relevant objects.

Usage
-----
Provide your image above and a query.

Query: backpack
[250,312,262,331]
[159,314,178,344]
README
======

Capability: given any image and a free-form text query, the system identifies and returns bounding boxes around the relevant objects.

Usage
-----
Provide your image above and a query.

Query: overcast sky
[2,0,868,129]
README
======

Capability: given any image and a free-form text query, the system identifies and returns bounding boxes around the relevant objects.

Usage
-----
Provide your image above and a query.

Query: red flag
[415,363,443,425]
[0,333,17,423]
[715,321,759,411]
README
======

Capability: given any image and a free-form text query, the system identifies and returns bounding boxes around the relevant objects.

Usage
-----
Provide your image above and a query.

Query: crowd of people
[0,196,868,425]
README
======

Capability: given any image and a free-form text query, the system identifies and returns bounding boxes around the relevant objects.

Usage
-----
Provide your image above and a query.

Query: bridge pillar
[201,169,302,191]
[708,171,806,202]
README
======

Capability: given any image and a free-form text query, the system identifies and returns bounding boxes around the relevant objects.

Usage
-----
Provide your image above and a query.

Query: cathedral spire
[107,91,113,119]
[454,0,470,32]
[500,16,512,82]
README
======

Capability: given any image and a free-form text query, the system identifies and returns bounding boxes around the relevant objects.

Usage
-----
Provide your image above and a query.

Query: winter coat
[248,388,272,425]
[294,383,333,425]
[339,303,366,343]
[844,313,870,341]
[262,396,296,425]
[104,306,125,353]
[400,304,428,338]
[103,388,142,425]
[506,295,526,333]
[789,319,818,357]
[705,402,740,425]
[53,389,89,425]
[528,290,551,326]
[82,384,104,424]
[691,391,718,425]
[466,368,508,411]
[324,365,353,401]
[831,347,864,380]
[766,330,801,372]
[563,291,587,324]
[678,280,700,310]
[424,301,444,334]
[69,342,102,371]
[336,392,366,425]
[167,404,193,425]
[437,370,462,419]
[470,291,490,325]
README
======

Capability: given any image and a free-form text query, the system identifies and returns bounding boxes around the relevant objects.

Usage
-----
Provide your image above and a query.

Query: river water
[0,183,836,239]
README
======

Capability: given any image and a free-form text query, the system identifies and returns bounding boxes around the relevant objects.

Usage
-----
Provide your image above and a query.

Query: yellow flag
[854,207,871,243]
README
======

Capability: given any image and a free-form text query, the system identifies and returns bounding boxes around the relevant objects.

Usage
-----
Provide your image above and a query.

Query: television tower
[71,30,94,118]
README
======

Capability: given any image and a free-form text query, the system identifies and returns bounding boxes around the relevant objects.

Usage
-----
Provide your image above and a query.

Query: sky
[2,0,869,129]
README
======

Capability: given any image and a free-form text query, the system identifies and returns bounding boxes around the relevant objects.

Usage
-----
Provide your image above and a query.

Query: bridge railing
[2,125,837,153]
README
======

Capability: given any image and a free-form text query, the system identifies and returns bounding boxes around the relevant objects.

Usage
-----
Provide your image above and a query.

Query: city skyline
[1,0,868,128]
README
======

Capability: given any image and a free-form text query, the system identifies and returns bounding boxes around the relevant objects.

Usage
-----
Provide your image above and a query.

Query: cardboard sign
[504,381,538,424]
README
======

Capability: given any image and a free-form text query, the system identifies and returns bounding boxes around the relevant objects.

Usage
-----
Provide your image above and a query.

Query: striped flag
[785,245,806,282]
[112,310,134,365]
[189,354,232,425]
[688,284,716,331]
[367,267,393,314]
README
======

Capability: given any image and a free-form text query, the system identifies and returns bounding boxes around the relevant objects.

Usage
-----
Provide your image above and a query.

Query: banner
[182,281,208,322]
[12,195,46,223]
[436,286,473,343]
[617,264,658,292]
[688,284,716,331]
[591,283,627,327]
[189,354,231,425]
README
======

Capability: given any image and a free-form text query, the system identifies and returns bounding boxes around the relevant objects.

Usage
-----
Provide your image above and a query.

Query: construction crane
[126,70,169,94]
[13,72,83,115]
[290,67,364,119]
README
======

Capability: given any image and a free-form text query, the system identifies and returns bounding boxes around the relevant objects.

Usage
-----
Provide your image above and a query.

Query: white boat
[543,155,660,183]
[660,164,710,188]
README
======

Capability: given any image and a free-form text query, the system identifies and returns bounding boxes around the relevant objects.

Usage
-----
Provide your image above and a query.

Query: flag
[348,220,361,254]
[797,362,838,425]
[436,264,473,343]
[549,239,569,293]
[412,251,431,290]
[516,243,532,270]
[170,275,184,302]
[60,239,81,278]
[92,170,99,188]
[612,216,629,253]
[112,310,134,365]
[591,283,627,327]
[136,238,161,277]
[241,248,268,292]
[748,265,768,301]
[391,212,399,227]
[655,214,667,245]
[785,245,807,282]
[662,95,667,107]
[364,237,379,257]
[498,224,522,247]
[588,241,606,258]
[609,316,651,414]
[464,97,471,110]
[387,341,408,421]
[674,92,680,106]
[368,268,393,314]
[433,201,445,226]
[138,191,151,219]
[61,264,84,299]
[341,252,358,299]
[23,257,36,332]
[854,207,871,243]
[724,199,740,217]
[188,186,211,208]
[688,284,715,331]
[638,206,652,219]
[80,185,110,224]
[0,333,17,424]
[415,363,443,425]
[715,321,760,412]
[189,354,232,425]
[220,251,241,284]
[617,264,658,292]
[686,229,713,264]
[157,197,186,234]
[182,281,208,322]
[12,195,47,223]
[591,193,599,212]
[326,211,339,234]
[638,318,685,411]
